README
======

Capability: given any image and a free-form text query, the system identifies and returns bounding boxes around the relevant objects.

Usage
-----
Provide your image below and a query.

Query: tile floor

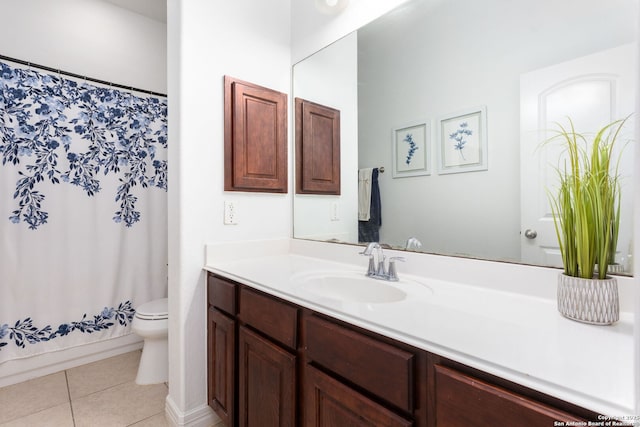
[0,350,168,427]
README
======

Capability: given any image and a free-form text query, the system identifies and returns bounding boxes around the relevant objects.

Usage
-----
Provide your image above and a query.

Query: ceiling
[102,0,167,23]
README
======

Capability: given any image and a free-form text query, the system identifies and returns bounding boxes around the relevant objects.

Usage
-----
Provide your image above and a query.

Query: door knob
[524,229,537,239]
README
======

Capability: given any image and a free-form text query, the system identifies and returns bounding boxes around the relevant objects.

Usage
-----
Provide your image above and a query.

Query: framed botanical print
[392,121,430,178]
[437,106,487,174]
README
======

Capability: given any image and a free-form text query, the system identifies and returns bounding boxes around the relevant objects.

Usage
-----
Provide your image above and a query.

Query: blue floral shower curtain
[0,61,168,363]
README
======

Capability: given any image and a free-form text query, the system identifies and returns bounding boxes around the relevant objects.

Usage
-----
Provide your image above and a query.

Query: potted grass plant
[548,116,629,325]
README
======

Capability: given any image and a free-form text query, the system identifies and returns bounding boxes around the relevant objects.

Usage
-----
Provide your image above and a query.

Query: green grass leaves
[547,116,629,279]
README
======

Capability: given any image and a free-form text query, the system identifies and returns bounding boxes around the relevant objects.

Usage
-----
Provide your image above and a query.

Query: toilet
[131,298,168,385]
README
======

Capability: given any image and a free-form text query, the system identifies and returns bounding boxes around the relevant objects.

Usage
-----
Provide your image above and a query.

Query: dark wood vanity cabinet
[208,275,298,427]
[207,272,601,427]
[237,287,298,427]
[302,313,423,427]
[426,355,601,427]
[208,309,235,426]
[303,364,413,427]
[431,364,587,427]
[207,275,237,427]
[238,326,296,427]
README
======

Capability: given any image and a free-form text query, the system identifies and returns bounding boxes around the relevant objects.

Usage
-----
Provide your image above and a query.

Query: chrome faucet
[359,243,405,281]
[405,236,422,251]
[360,242,384,276]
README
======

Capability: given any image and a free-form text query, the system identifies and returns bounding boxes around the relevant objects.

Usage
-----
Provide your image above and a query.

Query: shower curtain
[0,61,168,363]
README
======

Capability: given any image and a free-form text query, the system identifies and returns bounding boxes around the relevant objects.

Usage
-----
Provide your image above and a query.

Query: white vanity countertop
[204,239,636,419]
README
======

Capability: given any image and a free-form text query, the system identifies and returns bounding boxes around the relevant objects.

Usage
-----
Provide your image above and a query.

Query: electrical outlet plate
[330,202,339,221]
[224,200,237,225]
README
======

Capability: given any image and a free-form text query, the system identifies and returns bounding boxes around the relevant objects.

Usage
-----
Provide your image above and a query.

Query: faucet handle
[387,257,406,281]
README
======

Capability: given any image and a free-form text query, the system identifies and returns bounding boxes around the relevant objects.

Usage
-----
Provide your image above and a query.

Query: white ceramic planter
[557,273,619,325]
[606,263,626,274]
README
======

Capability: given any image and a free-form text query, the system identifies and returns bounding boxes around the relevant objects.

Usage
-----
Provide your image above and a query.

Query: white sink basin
[294,272,407,303]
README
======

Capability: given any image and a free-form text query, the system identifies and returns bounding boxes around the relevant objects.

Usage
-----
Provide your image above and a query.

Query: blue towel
[358,168,382,242]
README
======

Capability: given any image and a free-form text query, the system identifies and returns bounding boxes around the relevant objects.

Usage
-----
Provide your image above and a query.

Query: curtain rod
[0,54,167,98]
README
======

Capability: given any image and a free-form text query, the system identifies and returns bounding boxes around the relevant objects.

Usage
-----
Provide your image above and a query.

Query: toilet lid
[135,298,168,320]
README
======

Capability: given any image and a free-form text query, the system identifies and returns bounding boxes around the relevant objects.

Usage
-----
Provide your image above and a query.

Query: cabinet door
[303,365,413,427]
[433,365,587,427]
[208,308,236,427]
[238,326,296,427]
[224,76,288,193]
[295,97,341,195]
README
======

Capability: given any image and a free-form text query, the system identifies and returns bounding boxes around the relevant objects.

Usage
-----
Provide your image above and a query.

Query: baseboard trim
[165,395,221,427]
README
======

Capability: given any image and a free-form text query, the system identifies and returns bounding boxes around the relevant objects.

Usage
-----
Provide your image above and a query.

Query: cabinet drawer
[434,365,586,427]
[208,274,237,315]
[239,288,298,349]
[304,315,414,412]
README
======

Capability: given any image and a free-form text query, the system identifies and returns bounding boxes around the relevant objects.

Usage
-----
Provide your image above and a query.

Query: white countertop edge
[204,262,636,418]
[203,238,636,312]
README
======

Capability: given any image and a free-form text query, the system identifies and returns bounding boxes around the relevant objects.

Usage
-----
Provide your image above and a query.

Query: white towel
[358,168,373,221]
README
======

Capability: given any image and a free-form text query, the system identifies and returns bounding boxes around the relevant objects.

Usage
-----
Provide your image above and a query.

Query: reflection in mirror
[293,0,637,275]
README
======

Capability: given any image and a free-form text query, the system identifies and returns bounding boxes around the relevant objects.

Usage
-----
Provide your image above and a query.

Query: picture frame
[437,106,487,174]
[391,120,431,178]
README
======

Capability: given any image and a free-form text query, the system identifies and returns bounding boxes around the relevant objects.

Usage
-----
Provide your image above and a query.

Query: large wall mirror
[293,0,637,275]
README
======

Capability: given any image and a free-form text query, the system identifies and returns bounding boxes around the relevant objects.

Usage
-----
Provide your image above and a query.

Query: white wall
[166,1,408,422]
[635,38,640,417]
[167,0,291,424]
[291,0,410,63]
[0,0,166,93]
[293,32,359,243]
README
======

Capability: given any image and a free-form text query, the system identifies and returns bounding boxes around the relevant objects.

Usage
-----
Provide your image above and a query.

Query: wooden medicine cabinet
[295,98,341,195]
[224,76,288,193]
